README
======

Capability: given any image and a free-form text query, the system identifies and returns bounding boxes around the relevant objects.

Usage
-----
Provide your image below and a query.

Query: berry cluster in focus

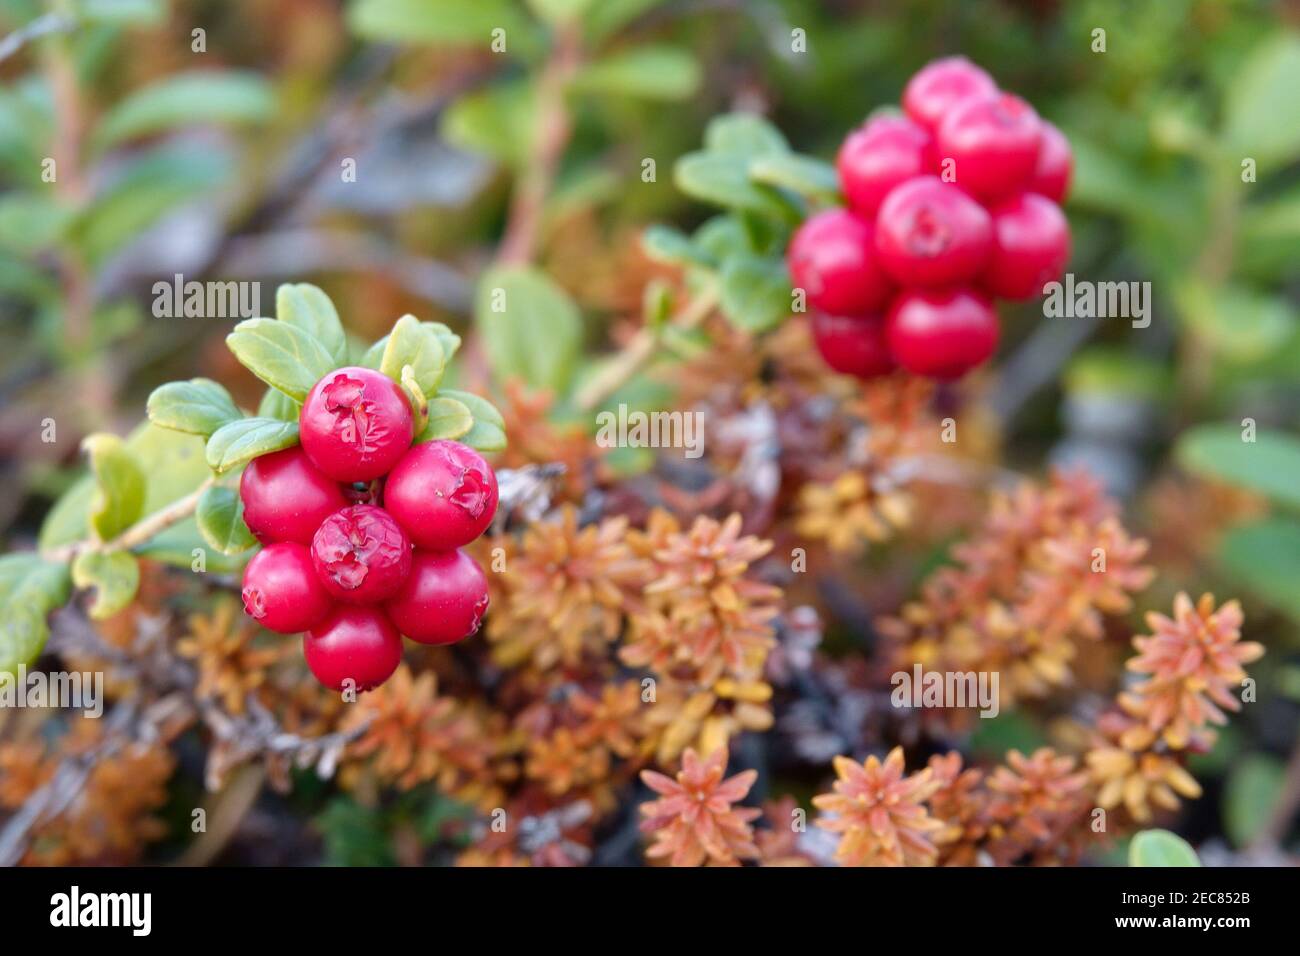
[238,366,498,692]
[790,56,1073,381]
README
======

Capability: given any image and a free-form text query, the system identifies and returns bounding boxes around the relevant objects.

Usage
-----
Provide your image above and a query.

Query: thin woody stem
[42,476,216,564]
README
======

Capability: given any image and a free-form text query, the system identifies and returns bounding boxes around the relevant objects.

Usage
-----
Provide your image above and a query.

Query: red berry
[385,549,489,646]
[810,312,895,380]
[983,193,1071,301]
[239,447,348,546]
[902,56,998,130]
[384,440,499,550]
[886,288,999,381]
[299,366,414,482]
[787,209,893,317]
[936,93,1043,202]
[240,542,333,635]
[311,504,412,604]
[1029,120,1072,203]
[837,115,933,216]
[303,606,402,692]
[874,176,992,287]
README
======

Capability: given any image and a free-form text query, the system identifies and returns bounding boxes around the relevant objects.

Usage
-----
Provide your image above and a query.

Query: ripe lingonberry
[810,312,895,380]
[874,175,992,287]
[299,366,414,482]
[886,288,999,381]
[385,549,489,646]
[787,208,893,317]
[837,115,933,216]
[983,193,1071,301]
[902,56,998,130]
[240,542,333,634]
[384,440,499,550]
[936,93,1043,202]
[303,606,402,692]
[311,504,412,604]
[1029,120,1072,203]
[239,447,348,546]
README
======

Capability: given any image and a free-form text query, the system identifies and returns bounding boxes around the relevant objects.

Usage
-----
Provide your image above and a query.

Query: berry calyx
[385,549,489,646]
[1029,120,1073,203]
[983,193,1071,301]
[837,115,933,216]
[384,440,499,550]
[902,56,998,130]
[240,542,333,635]
[299,366,415,482]
[303,606,402,692]
[787,209,894,316]
[239,447,348,546]
[886,288,999,381]
[936,93,1043,202]
[311,504,412,604]
[810,312,895,380]
[874,175,992,287]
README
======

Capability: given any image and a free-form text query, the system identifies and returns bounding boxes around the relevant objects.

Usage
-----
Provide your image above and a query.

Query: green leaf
[1176,281,1296,363]
[77,0,166,25]
[749,152,840,204]
[718,254,791,332]
[425,322,462,364]
[349,0,540,54]
[1224,754,1285,848]
[82,433,146,542]
[1175,424,1300,510]
[146,378,243,437]
[226,317,337,402]
[0,192,72,254]
[71,551,141,620]
[476,265,582,395]
[705,113,789,157]
[1128,829,1201,867]
[379,314,446,395]
[195,485,257,555]
[206,418,300,474]
[442,81,536,168]
[674,153,797,218]
[1224,33,1300,168]
[95,71,274,150]
[276,283,348,366]
[641,224,715,269]
[570,46,701,100]
[526,0,592,23]
[257,387,300,422]
[0,554,72,676]
[439,389,507,452]
[419,396,474,442]
[1218,519,1300,621]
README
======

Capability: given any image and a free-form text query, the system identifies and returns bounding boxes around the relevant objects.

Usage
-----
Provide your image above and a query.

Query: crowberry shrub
[790,56,1072,382]
[299,366,415,482]
[239,447,348,545]
[385,440,500,550]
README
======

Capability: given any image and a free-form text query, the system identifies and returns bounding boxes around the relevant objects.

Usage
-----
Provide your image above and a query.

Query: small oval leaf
[71,550,141,619]
[195,485,258,555]
[226,318,337,402]
[206,418,300,474]
[147,377,243,437]
[82,433,146,542]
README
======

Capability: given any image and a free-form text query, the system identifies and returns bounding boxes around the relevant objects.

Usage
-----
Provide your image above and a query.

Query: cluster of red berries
[789,56,1073,381]
[237,367,498,692]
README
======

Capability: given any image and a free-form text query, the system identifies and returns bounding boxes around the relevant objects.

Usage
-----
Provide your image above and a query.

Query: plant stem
[42,476,216,564]
[573,282,720,412]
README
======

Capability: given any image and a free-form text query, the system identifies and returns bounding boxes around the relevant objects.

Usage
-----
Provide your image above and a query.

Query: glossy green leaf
[71,550,141,620]
[257,387,300,422]
[674,153,796,218]
[82,433,146,542]
[349,0,539,54]
[438,388,507,452]
[419,396,474,442]
[476,265,582,395]
[442,81,536,168]
[1218,519,1300,621]
[718,254,791,332]
[1175,424,1300,510]
[146,378,243,437]
[226,317,337,402]
[276,283,348,366]
[0,555,72,676]
[570,46,701,100]
[206,418,300,474]
[195,485,258,555]
[1128,829,1201,867]
[1224,33,1300,168]
[95,71,274,149]
[379,315,446,395]
[749,152,840,204]
[705,113,789,157]
[641,224,715,268]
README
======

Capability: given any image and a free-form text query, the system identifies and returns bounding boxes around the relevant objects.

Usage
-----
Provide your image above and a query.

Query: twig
[41,476,216,563]
[573,283,720,412]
